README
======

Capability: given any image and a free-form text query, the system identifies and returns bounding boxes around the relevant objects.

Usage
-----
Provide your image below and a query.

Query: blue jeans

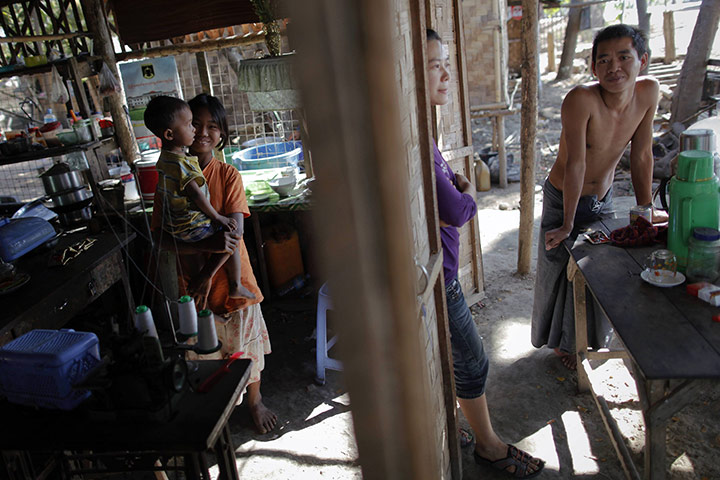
[446,278,489,399]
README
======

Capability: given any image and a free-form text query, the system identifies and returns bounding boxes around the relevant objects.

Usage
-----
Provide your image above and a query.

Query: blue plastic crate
[0,329,100,410]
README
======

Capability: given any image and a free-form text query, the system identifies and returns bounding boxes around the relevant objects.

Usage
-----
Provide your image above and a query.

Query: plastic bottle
[686,227,720,283]
[90,112,103,140]
[43,108,57,124]
[475,160,491,191]
[277,274,309,296]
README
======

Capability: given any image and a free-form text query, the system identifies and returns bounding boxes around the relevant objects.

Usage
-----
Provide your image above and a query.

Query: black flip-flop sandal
[474,444,545,478]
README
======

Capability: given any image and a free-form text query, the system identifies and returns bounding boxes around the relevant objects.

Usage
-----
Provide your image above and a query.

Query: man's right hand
[545,226,572,250]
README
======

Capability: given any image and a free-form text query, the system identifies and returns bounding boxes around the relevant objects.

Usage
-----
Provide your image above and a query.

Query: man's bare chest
[586,109,644,155]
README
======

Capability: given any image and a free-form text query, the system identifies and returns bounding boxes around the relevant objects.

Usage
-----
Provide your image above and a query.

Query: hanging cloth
[236,54,300,111]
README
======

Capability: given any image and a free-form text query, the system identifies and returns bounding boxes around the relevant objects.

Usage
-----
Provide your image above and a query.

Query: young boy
[532,24,666,368]
[144,95,255,299]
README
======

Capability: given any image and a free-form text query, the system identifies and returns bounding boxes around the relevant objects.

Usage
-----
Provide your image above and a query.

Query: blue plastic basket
[0,329,100,410]
[233,141,302,171]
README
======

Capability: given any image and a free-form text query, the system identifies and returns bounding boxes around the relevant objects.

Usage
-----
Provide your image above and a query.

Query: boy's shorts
[173,223,219,242]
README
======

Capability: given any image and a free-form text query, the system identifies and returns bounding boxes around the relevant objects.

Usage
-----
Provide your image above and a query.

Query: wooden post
[81,0,140,166]
[67,57,92,118]
[663,10,676,64]
[195,52,214,95]
[518,0,538,275]
[547,32,556,73]
[497,115,507,188]
[288,0,441,478]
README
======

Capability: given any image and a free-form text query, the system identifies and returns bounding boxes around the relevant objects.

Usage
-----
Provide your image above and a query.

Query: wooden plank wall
[430,0,485,305]
[392,0,452,477]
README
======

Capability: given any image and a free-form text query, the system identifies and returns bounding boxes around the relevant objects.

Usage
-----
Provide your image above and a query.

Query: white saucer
[640,269,686,288]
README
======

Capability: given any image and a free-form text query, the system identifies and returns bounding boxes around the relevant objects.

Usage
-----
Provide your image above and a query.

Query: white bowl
[250,193,270,203]
[268,176,296,196]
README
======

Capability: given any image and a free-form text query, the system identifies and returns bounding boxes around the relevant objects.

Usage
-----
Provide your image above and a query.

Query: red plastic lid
[98,119,114,128]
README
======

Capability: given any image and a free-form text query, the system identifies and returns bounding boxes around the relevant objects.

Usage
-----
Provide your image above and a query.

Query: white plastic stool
[316,282,342,384]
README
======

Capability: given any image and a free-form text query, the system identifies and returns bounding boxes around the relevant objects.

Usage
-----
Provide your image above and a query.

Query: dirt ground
[222,75,720,479]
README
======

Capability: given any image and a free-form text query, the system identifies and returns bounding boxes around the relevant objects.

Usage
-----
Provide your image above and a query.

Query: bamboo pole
[518,0,538,275]
[115,34,266,61]
[0,32,92,43]
[81,0,140,166]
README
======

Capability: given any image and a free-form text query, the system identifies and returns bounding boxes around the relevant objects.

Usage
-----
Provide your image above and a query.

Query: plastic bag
[49,66,69,104]
[99,62,121,97]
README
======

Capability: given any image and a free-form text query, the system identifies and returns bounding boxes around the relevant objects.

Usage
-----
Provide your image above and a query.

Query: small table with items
[0,359,251,479]
[242,168,312,299]
[565,214,720,480]
[0,229,135,346]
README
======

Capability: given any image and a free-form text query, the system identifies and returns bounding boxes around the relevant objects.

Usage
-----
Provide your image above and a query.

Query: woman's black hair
[187,93,229,150]
[427,28,441,42]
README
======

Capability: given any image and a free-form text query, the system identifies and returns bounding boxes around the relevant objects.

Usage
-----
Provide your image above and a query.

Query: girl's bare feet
[250,401,277,434]
[247,380,276,434]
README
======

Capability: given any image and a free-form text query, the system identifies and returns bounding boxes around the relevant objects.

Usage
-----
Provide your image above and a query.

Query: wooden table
[242,169,312,299]
[0,229,135,346]
[566,215,720,480]
[0,359,251,480]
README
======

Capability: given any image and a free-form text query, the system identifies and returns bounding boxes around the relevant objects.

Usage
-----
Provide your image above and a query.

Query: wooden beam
[114,33,266,61]
[68,56,91,118]
[0,32,91,43]
[518,0,538,275]
[195,51,213,95]
[470,108,517,119]
[81,0,140,166]
[440,145,473,162]
[453,0,484,298]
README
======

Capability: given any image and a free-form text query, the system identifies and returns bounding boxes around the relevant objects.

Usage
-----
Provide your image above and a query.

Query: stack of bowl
[40,163,93,227]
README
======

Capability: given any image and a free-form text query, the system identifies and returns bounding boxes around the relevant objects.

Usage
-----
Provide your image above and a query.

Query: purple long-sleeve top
[434,141,477,286]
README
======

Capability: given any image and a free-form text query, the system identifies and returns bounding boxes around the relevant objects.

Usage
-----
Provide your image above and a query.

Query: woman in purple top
[428,29,544,478]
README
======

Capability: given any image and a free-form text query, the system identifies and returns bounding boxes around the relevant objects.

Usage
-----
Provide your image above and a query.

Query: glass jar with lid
[686,227,720,283]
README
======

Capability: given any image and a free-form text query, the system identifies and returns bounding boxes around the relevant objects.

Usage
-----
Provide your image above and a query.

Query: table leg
[632,371,709,480]
[251,212,272,300]
[215,424,240,480]
[184,452,204,480]
[569,258,591,392]
[635,377,667,480]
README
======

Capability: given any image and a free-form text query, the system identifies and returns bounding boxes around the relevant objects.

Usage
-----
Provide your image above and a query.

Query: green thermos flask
[667,150,720,271]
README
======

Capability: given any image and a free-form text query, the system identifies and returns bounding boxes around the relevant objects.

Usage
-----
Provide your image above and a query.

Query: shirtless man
[532,24,667,369]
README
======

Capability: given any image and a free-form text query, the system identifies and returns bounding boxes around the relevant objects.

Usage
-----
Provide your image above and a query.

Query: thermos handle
[657,177,670,211]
